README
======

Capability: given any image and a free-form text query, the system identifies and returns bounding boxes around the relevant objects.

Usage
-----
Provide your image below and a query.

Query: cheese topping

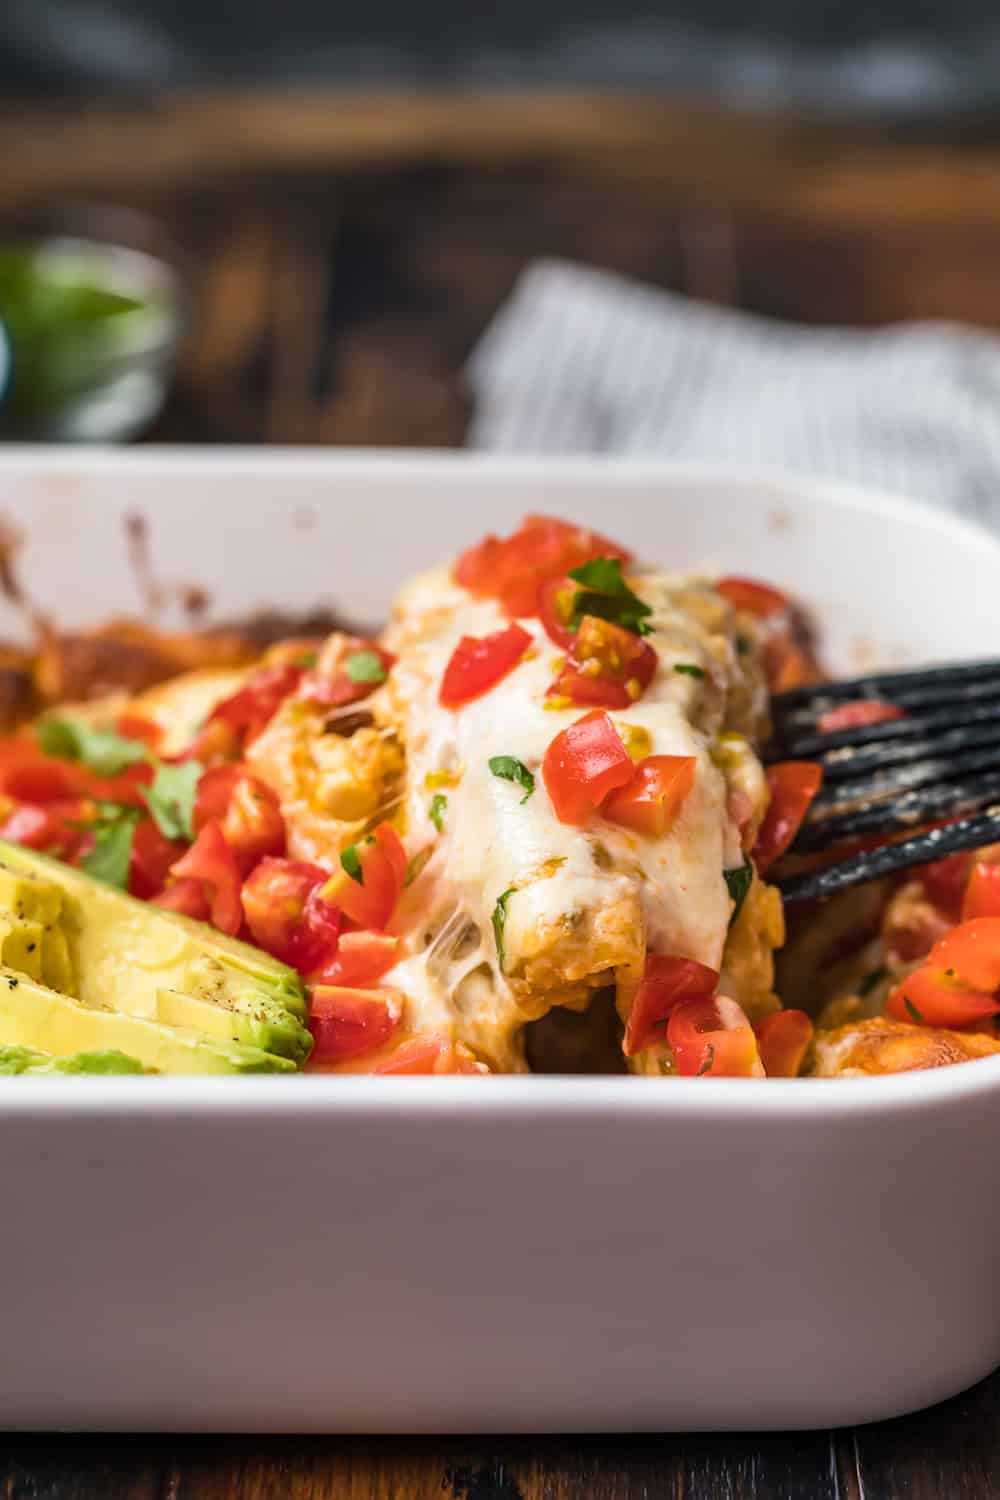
[377,565,772,1066]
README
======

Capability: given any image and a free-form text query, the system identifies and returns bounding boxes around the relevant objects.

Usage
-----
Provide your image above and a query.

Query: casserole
[1,448,999,1431]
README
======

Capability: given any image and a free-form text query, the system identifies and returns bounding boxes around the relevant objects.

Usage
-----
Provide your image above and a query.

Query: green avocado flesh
[0,1044,146,1075]
[0,841,311,1076]
[155,987,312,1064]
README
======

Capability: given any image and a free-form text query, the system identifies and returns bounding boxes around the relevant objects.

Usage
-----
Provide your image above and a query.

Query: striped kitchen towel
[467,259,1000,529]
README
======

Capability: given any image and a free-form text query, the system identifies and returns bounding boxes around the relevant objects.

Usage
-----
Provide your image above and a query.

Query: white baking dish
[1,449,999,1434]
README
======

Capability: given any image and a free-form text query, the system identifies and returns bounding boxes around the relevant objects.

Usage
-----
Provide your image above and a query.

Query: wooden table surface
[5,88,1000,1497]
[3,1370,1000,1497]
[6,89,1000,447]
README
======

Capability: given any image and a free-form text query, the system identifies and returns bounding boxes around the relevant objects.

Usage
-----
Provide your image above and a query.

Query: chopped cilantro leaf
[567,556,653,637]
[340,843,364,884]
[673,663,705,680]
[735,634,752,657]
[724,857,753,925]
[488,755,535,803]
[492,887,515,971]
[569,557,630,594]
[858,967,888,997]
[36,716,147,776]
[294,651,318,669]
[80,805,141,890]
[903,995,924,1025]
[429,793,448,831]
[142,760,203,843]
[345,650,387,685]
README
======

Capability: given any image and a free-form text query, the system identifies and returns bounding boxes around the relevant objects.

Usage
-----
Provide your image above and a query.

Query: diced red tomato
[886,915,1000,1030]
[372,1035,446,1074]
[181,717,240,765]
[548,615,658,710]
[309,985,404,1062]
[0,798,93,860]
[322,823,407,932]
[754,1009,813,1077]
[151,877,211,921]
[0,803,58,849]
[198,663,303,757]
[963,860,1000,921]
[0,755,81,804]
[622,954,718,1057]
[290,885,344,973]
[324,853,395,933]
[310,931,399,987]
[918,851,974,919]
[455,534,508,595]
[542,710,635,825]
[298,638,396,710]
[545,672,628,711]
[537,576,577,648]
[372,1034,487,1075]
[116,715,163,749]
[439,623,532,709]
[169,820,244,936]
[455,514,631,619]
[0,737,33,772]
[194,765,285,871]
[763,635,822,694]
[192,764,243,825]
[886,965,1000,1029]
[752,761,823,873]
[374,821,408,891]
[95,761,155,806]
[818,699,905,733]
[602,755,696,838]
[0,740,152,808]
[129,816,186,900]
[925,918,1000,994]
[241,856,342,970]
[0,738,54,798]
[716,576,788,619]
[667,994,763,1077]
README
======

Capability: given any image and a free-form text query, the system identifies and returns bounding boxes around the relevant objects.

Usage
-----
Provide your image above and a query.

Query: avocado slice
[0,1043,45,1073]
[0,864,63,926]
[0,914,45,982]
[39,921,74,993]
[0,1044,145,1075]
[0,970,296,1074]
[0,864,76,990]
[0,840,308,1024]
[156,987,313,1064]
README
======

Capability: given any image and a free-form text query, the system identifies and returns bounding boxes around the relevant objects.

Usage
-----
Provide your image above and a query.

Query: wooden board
[4,91,1000,444]
[2,1370,999,1498]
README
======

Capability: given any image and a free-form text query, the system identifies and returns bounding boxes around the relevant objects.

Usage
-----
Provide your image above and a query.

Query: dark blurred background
[4,0,1000,111]
[2,0,1000,444]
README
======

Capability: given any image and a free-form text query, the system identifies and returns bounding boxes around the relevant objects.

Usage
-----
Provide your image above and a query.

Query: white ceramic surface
[1,449,999,1434]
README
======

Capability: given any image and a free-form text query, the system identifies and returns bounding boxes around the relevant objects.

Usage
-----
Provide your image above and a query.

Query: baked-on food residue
[0,512,365,731]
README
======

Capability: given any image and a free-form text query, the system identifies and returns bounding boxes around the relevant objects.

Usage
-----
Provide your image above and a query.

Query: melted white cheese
[380,566,755,1057]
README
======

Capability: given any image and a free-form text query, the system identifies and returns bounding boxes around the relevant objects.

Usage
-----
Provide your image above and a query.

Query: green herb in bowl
[0,238,179,441]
